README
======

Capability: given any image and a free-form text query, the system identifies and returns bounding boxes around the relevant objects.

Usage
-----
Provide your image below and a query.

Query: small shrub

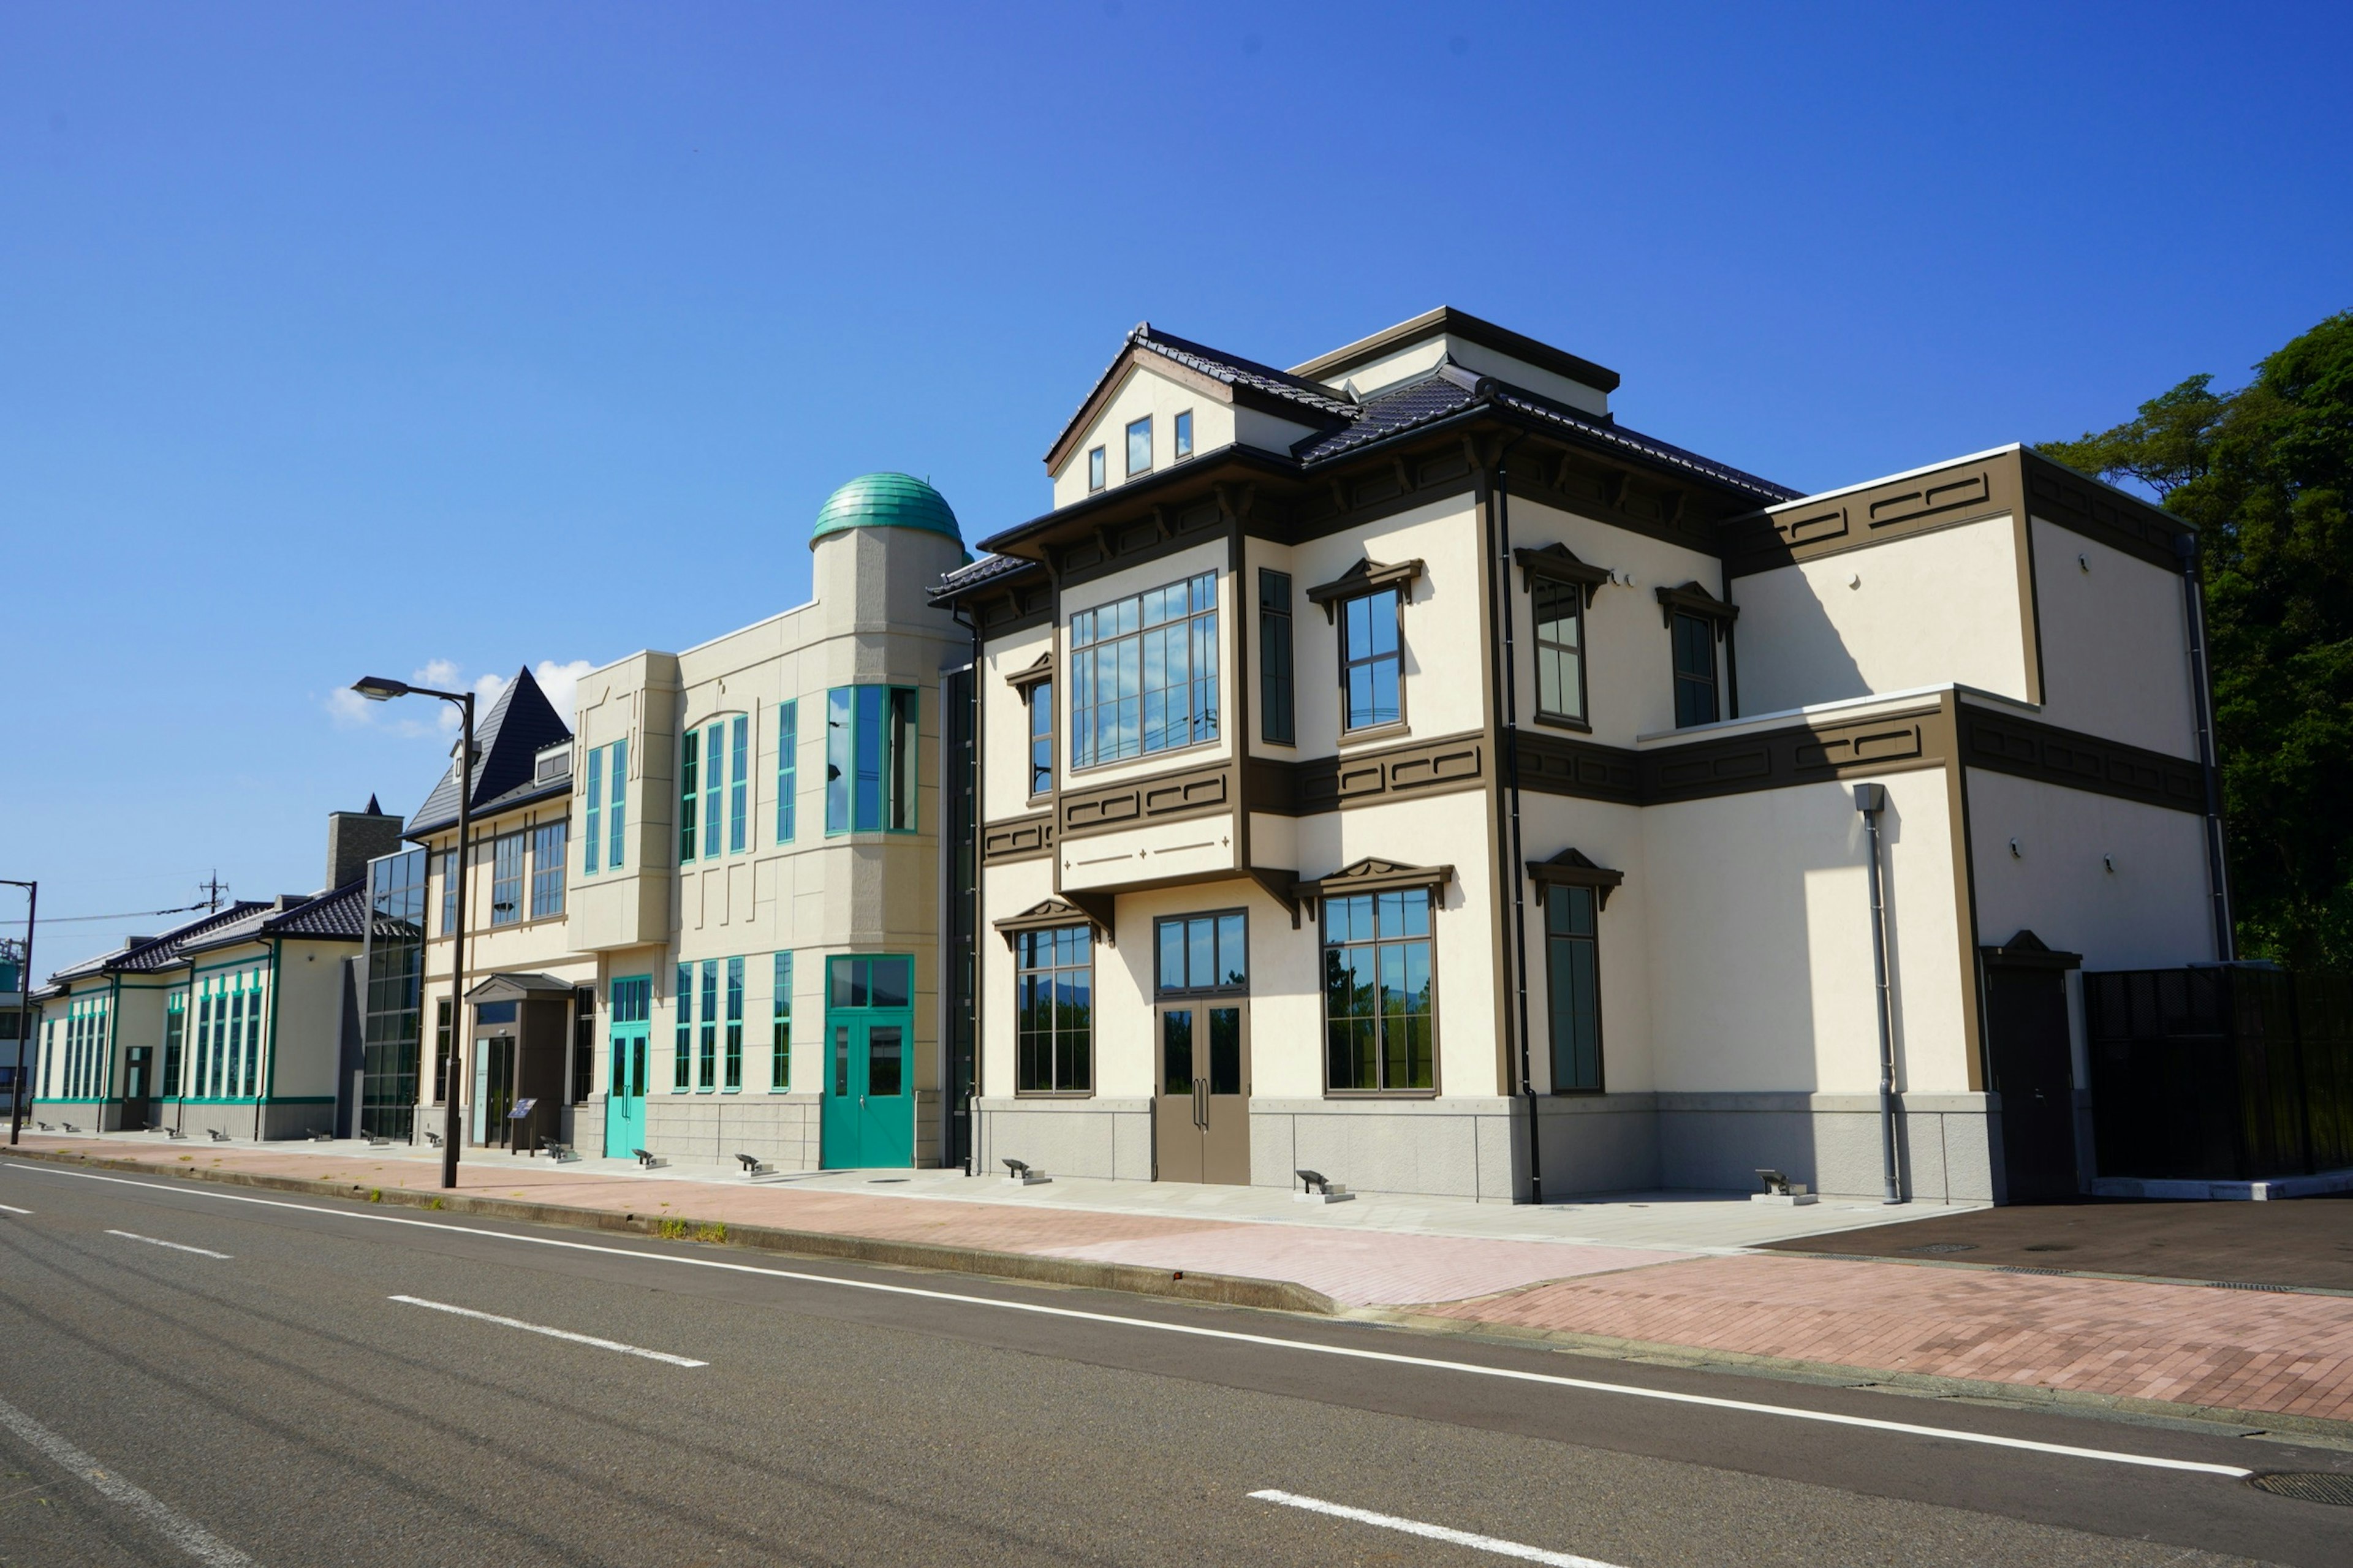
[657,1218,689,1240]
[694,1222,727,1245]
[426,1197,445,1210]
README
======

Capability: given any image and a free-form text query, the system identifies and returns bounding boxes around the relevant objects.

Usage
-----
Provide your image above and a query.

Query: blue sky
[5,2,2348,971]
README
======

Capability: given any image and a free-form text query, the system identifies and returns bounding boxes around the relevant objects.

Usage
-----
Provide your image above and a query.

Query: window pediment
[1514,542,1611,607]
[1005,651,1054,692]
[1525,847,1624,910]
[1294,855,1453,909]
[991,895,1115,946]
[1305,557,1425,622]
[1656,580,1738,635]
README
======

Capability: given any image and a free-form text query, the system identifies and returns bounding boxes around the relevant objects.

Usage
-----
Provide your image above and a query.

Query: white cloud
[531,659,594,719]
[328,657,594,738]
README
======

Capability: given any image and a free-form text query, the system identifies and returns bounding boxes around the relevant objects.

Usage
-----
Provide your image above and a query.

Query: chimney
[327,799,406,891]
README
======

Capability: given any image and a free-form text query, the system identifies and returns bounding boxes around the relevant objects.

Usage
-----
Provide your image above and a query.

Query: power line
[32,902,218,928]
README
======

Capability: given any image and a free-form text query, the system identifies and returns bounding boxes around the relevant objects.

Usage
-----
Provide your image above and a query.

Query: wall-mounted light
[2078,553,2091,572]
[1848,574,1862,590]
[2010,837,2021,858]
[2104,854,2116,873]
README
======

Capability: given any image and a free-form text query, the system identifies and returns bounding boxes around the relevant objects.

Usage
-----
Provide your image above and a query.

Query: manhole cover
[2249,1471,2353,1506]
[1901,1243,1977,1254]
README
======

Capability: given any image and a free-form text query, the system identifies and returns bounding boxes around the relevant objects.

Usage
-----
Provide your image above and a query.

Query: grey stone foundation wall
[1649,1091,1995,1202]
[1248,1097,1525,1200]
[973,1097,1153,1181]
[642,1094,823,1172]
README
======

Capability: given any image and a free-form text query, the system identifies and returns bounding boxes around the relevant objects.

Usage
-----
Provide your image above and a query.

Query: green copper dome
[810,472,963,546]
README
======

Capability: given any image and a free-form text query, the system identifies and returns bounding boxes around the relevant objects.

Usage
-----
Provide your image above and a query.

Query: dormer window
[1126,415,1152,477]
[1087,446,1107,492]
[1174,411,1193,460]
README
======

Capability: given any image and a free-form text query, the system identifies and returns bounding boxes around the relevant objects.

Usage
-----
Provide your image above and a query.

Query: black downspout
[2176,533,2234,962]
[954,605,984,1177]
[1491,441,1542,1205]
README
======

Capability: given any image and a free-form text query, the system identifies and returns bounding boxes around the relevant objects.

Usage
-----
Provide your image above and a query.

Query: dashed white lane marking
[0,1394,254,1566]
[1252,1490,1623,1566]
[16,1162,2255,1478]
[106,1229,232,1259]
[0,1202,31,1214]
[390,1295,709,1367]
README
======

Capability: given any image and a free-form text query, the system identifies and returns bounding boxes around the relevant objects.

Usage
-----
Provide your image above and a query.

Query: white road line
[0,1394,254,1567]
[13,1162,2254,1478]
[106,1229,232,1259]
[1252,1489,1623,1567]
[0,1202,31,1214]
[389,1294,708,1366]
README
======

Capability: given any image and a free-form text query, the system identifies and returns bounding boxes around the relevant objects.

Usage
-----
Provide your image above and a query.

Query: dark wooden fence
[2083,964,2353,1181]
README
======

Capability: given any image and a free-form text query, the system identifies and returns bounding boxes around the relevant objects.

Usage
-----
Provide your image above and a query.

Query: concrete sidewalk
[16,1131,2353,1430]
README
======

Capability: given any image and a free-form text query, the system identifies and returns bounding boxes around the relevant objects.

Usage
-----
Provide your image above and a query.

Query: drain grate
[1900,1242,1978,1254]
[2249,1471,2353,1506]
[1994,1265,2071,1276]
[2209,1280,2294,1292]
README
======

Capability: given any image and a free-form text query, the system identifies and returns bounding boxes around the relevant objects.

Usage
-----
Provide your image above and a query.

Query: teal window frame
[775,701,798,843]
[162,991,186,1098]
[770,951,792,1091]
[724,956,744,1090]
[673,963,692,1090]
[607,738,627,869]
[703,721,724,860]
[729,716,749,854]
[678,731,700,863]
[698,960,719,1089]
[825,686,919,835]
[530,820,567,919]
[584,746,602,874]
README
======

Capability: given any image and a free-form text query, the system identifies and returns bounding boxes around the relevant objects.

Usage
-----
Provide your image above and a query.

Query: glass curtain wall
[360,847,428,1139]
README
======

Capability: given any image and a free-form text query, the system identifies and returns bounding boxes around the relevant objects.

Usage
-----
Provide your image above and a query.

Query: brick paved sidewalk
[16,1134,2353,1426]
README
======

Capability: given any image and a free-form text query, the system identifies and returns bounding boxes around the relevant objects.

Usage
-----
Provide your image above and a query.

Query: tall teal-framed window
[63,994,110,1099]
[724,956,744,1090]
[775,701,799,843]
[163,991,186,1097]
[678,732,700,863]
[699,960,719,1089]
[770,951,793,1090]
[825,686,918,835]
[701,721,726,860]
[584,746,603,874]
[673,963,692,1090]
[530,820,567,918]
[607,738,627,869]
[729,716,749,854]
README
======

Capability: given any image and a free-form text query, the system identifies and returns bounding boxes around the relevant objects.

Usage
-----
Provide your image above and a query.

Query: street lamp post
[3,879,34,1148]
[352,676,474,1191]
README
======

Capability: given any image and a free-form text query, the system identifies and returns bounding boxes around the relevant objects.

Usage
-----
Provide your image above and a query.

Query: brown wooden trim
[2017,449,2188,570]
[981,812,1054,865]
[1059,757,1232,841]
[1004,651,1053,691]
[1957,703,2205,814]
[1656,580,1738,632]
[1304,556,1425,621]
[1514,541,1610,605]
[1294,856,1453,912]
[1525,847,1624,910]
[1276,730,1488,816]
[990,896,1101,945]
[1515,703,1946,806]
[1946,691,1987,1095]
[1510,729,1641,804]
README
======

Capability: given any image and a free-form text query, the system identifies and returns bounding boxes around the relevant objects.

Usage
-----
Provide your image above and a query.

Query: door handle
[1192,1078,1207,1129]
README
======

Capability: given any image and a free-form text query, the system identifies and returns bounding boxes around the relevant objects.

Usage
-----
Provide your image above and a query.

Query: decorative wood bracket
[1513,542,1612,607]
[1656,580,1740,637]
[1004,651,1054,693]
[993,895,1115,949]
[1524,847,1625,911]
[1290,856,1453,917]
[1304,557,1427,623]
[1246,865,1302,928]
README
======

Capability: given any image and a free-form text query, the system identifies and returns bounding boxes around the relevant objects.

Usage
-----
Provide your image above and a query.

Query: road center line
[13,1162,2254,1479]
[0,1393,255,1567]
[1252,1489,1623,1567]
[389,1294,709,1366]
[0,1202,31,1214]
[107,1229,232,1259]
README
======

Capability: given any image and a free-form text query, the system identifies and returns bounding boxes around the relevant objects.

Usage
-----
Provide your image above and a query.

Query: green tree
[2042,313,2353,967]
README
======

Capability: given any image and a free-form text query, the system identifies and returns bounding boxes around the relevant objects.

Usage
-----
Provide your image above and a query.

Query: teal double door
[820,955,914,1169]
[604,976,651,1158]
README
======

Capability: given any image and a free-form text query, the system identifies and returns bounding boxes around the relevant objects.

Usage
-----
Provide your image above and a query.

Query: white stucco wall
[1049,364,1262,509]
[1639,767,1969,1096]
[2026,518,2197,757]
[1965,767,2218,968]
[1731,515,2031,716]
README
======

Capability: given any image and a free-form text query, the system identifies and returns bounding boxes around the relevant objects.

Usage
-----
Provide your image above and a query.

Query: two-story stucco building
[934,308,2226,1205]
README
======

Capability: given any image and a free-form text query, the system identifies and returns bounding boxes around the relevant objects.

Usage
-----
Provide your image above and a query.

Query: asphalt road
[0,1161,2346,1568]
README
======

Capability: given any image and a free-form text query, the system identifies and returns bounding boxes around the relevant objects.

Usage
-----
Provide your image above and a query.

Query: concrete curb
[0,1148,1339,1317]
[1368,1309,2353,1444]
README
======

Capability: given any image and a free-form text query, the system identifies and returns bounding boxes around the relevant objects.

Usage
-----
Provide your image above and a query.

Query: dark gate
[1981,933,2082,1202]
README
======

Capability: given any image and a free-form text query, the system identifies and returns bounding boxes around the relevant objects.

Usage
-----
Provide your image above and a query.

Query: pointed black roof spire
[365,793,382,816]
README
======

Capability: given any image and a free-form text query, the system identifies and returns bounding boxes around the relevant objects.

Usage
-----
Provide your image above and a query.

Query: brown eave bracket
[1246,866,1302,928]
[1656,581,1738,635]
[1290,855,1453,916]
[1525,847,1624,911]
[1004,651,1054,692]
[1304,558,1427,623]
[1514,543,1612,607]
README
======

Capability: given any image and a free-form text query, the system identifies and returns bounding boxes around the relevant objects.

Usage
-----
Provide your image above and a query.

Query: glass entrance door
[820,956,914,1169]
[1154,1002,1248,1185]
[122,1046,151,1131]
[473,1036,516,1146]
[603,976,651,1158]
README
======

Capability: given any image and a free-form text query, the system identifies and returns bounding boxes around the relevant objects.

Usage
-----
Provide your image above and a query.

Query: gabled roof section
[1044,322,1357,474]
[44,902,273,985]
[406,666,574,838]
[1290,306,1622,396]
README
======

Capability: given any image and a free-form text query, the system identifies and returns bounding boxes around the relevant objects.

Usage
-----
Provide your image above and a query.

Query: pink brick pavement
[18,1137,2353,1424]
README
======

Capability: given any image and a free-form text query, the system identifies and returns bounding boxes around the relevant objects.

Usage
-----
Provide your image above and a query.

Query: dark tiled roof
[1289,369,1480,462]
[1488,386,1799,503]
[406,666,574,838]
[113,904,273,971]
[262,881,369,941]
[934,551,1036,596]
[1130,326,1357,420]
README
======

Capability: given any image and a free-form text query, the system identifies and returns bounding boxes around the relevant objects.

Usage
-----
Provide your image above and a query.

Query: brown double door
[1155,1002,1249,1185]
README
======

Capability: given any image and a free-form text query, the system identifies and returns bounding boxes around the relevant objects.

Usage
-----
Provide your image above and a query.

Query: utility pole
[4,880,36,1147]
[199,871,228,912]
